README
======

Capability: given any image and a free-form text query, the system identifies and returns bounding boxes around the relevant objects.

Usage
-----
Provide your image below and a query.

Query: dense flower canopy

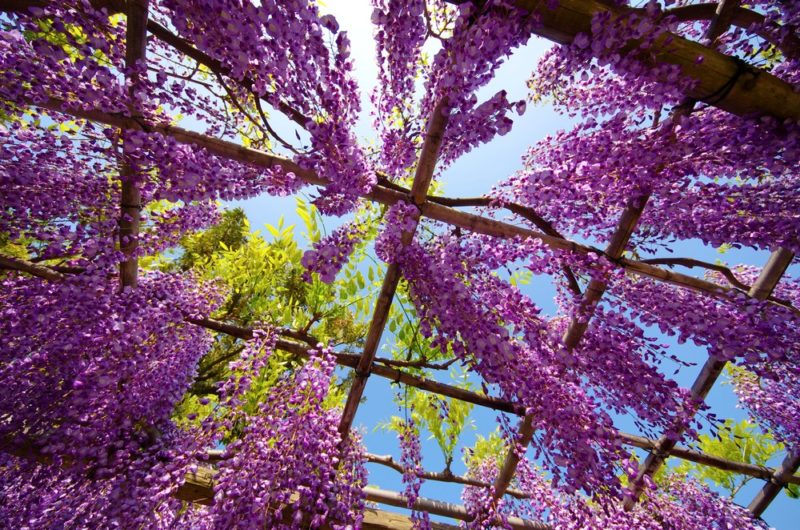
[0,0,798,528]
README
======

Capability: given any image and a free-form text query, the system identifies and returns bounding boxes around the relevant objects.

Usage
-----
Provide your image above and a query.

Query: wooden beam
[366,453,531,499]
[745,250,800,517]
[337,99,450,441]
[27,98,800,316]
[0,254,66,281]
[505,0,800,120]
[118,0,148,289]
[364,487,550,530]
[617,431,800,486]
[175,468,548,529]
[492,195,651,499]
[662,4,800,60]
[748,452,800,517]
[5,259,799,488]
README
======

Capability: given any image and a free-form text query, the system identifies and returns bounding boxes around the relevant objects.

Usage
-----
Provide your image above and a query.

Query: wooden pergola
[3,0,800,527]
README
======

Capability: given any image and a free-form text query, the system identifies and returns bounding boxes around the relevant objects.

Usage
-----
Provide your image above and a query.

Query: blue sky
[229,1,798,526]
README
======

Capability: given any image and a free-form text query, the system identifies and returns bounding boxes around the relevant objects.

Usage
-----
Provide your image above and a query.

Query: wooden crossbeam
[118,0,148,289]
[27,98,799,319]
[625,247,795,508]
[505,0,800,120]
[338,99,450,441]
[177,465,548,530]
[185,317,800,488]
[364,488,549,530]
[749,452,800,517]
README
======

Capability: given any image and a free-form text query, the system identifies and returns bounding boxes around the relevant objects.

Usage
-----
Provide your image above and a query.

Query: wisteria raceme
[494,108,800,252]
[732,368,800,456]
[0,271,218,528]
[371,0,427,178]
[610,268,800,451]
[161,0,373,214]
[302,221,366,283]
[421,1,537,164]
[439,90,525,167]
[461,459,507,529]
[0,3,131,116]
[398,235,627,495]
[205,336,368,529]
[0,119,117,262]
[0,115,228,268]
[374,200,419,263]
[490,456,767,529]
[529,5,693,120]
[421,232,695,438]
[397,417,430,530]
[610,272,800,374]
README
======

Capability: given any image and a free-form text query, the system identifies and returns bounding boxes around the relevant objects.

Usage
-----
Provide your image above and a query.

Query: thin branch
[365,452,531,499]
[639,257,750,292]
[374,356,459,371]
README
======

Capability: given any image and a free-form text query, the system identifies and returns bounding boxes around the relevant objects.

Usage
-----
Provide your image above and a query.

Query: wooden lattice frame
[2,0,799,527]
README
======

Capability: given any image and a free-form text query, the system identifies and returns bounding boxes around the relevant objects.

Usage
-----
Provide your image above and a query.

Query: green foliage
[463,429,507,473]
[176,207,249,271]
[400,378,474,468]
[671,418,787,498]
[167,204,374,432]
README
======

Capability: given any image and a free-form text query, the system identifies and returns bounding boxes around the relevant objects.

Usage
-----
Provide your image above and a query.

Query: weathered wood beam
[0,254,66,281]
[27,98,800,316]
[617,431,800,486]
[118,0,148,289]
[337,99,450,441]
[182,318,800,487]
[364,487,550,530]
[366,453,531,499]
[504,0,800,120]
[662,3,800,60]
[748,451,800,517]
[626,247,795,508]
[177,466,547,530]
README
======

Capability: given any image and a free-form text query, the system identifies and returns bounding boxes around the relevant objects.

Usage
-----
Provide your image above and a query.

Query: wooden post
[337,99,450,441]
[491,195,650,500]
[118,0,149,289]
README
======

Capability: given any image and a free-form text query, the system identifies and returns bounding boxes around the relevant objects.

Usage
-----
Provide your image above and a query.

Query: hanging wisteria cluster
[1,0,799,528]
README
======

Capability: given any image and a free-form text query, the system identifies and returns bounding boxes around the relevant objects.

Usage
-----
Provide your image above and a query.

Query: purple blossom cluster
[487,456,767,529]
[162,0,374,214]
[371,0,427,178]
[374,200,420,263]
[461,459,507,529]
[302,221,366,283]
[494,110,800,252]
[205,335,368,529]
[439,90,526,167]
[396,235,630,495]
[0,271,219,528]
[397,417,430,529]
